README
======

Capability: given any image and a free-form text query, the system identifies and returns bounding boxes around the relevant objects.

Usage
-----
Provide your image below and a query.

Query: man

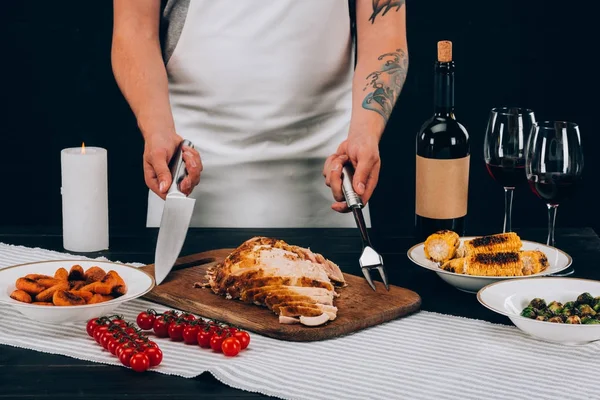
[112,0,408,228]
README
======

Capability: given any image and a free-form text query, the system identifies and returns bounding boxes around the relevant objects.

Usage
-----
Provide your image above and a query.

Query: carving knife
[153,139,196,285]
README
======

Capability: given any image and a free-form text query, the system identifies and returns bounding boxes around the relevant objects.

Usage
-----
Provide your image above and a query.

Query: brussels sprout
[561,306,580,318]
[535,315,548,321]
[548,316,564,323]
[593,303,600,313]
[563,301,576,309]
[537,309,553,319]
[576,292,594,306]
[521,307,537,319]
[547,301,563,315]
[529,298,547,310]
[565,315,582,324]
[577,304,596,317]
[581,316,592,324]
[583,318,600,325]
[593,296,600,307]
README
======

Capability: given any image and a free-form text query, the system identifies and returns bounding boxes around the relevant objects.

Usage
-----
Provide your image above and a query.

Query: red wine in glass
[528,173,580,206]
[484,107,536,232]
[486,158,527,189]
[525,121,583,277]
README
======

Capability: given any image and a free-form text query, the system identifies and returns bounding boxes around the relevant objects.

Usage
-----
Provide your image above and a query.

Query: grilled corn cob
[424,230,460,263]
[440,250,549,276]
[441,252,521,276]
[463,232,522,255]
[521,250,549,275]
[440,257,466,274]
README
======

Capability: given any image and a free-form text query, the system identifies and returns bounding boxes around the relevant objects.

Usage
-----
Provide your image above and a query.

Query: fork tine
[376,266,389,291]
[361,268,377,291]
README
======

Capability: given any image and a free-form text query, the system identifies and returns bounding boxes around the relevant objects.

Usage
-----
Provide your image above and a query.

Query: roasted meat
[204,237,345,327]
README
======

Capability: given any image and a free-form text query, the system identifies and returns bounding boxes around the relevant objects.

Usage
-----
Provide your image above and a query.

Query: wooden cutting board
[140,249,421,342]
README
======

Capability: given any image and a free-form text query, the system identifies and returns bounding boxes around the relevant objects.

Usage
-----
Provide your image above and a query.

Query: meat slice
[205,236,345,326]
[241,285,335,303]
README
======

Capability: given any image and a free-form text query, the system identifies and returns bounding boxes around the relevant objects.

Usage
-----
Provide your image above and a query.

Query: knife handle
[342,165,363,209]
[168,139,195,195]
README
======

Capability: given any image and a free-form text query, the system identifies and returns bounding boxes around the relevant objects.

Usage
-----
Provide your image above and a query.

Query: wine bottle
[415,40,470,242]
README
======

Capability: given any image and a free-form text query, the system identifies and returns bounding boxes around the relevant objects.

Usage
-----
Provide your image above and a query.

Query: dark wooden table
[1,227,599,399]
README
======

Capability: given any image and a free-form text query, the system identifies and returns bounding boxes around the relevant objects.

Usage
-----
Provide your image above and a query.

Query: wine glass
[525,121,584,275]
[484,107,536,232]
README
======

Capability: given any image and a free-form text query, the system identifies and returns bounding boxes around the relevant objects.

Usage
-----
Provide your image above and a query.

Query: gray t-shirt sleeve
[161,0,190,64]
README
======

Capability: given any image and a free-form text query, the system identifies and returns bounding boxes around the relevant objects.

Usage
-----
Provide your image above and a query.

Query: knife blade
[154,139,196,285]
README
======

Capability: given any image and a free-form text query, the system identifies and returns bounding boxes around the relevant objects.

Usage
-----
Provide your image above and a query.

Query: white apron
[146,0,371,228]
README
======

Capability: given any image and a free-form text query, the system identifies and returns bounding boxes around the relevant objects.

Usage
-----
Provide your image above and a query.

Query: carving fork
[341,166,389,291]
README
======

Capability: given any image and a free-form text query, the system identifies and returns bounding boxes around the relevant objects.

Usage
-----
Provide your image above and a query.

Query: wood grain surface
[140,249,422,342]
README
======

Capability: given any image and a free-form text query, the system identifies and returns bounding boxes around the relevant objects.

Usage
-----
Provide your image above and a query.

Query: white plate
[478,277,600,345]
[0,260,155,324]
[407,237,572,293]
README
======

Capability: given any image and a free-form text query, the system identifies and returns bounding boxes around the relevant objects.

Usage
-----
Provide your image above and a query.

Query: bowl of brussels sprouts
[477,277,600,345]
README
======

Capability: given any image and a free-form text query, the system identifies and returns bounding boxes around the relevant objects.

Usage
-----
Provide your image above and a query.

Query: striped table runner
[0,242,598,400]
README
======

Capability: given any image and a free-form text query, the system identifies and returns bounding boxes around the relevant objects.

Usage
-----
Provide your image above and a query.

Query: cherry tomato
[221,337,241,357]
[93,325,109,343]
[86,318,100,337]
[182,325,199,344]
[111,318,127,327]
[118,347,136,367]
[168,322,185,341]
[234,331,251,350]
[107,338,120,355]
[130,352,150,372]
[152,316,169,338]
[100,331,113,349]
[116,342,133,358]
[197,329,213,348]
[144,347,163,367]
[124,326,137,336]
[227,327,238,335]
[136,312,156,330]
[181,313,196,322]
[210,333,226,352]
[145,340,158,349]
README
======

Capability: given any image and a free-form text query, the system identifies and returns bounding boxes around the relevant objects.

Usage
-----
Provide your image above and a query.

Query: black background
[0,1,594,236]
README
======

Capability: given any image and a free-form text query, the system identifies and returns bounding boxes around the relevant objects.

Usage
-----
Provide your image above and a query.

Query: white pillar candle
[61,144,109,252]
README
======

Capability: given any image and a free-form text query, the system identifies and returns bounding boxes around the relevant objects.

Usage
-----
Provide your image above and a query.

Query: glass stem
[503,187,514,233]
[547,204,558,247]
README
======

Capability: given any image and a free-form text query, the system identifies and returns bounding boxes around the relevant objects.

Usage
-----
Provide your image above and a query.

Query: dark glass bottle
[415,41,470,242]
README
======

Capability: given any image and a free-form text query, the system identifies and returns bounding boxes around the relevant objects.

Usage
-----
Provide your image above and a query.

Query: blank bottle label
[415,155,470,219]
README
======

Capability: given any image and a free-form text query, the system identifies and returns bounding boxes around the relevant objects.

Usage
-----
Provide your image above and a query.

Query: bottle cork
[437,40,452,62]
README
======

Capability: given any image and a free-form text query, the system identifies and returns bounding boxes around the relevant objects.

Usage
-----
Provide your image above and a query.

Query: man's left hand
[323,134,381,213]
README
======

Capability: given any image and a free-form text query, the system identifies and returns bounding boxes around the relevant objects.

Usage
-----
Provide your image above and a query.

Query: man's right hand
[143,133,203,200]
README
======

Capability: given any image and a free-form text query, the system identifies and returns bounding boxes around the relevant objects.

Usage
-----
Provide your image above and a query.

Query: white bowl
[0,260,155,324]
[477,277,600,345]
[407,238,572,293]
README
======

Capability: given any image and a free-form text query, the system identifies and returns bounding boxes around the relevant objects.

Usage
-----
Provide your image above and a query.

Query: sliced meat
[205,236,344,325]
[300,313,330,327]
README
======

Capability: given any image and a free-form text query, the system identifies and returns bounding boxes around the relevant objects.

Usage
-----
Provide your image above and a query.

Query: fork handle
[342,166,363,209]
[342,165,371,247]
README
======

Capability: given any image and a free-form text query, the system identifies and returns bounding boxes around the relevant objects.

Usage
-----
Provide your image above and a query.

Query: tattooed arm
[323,0,407,212]
[354,0,408,135]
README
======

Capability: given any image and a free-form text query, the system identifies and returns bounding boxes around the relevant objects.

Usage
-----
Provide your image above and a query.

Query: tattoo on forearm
[361,49,408,123]
[369,0,405,23]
